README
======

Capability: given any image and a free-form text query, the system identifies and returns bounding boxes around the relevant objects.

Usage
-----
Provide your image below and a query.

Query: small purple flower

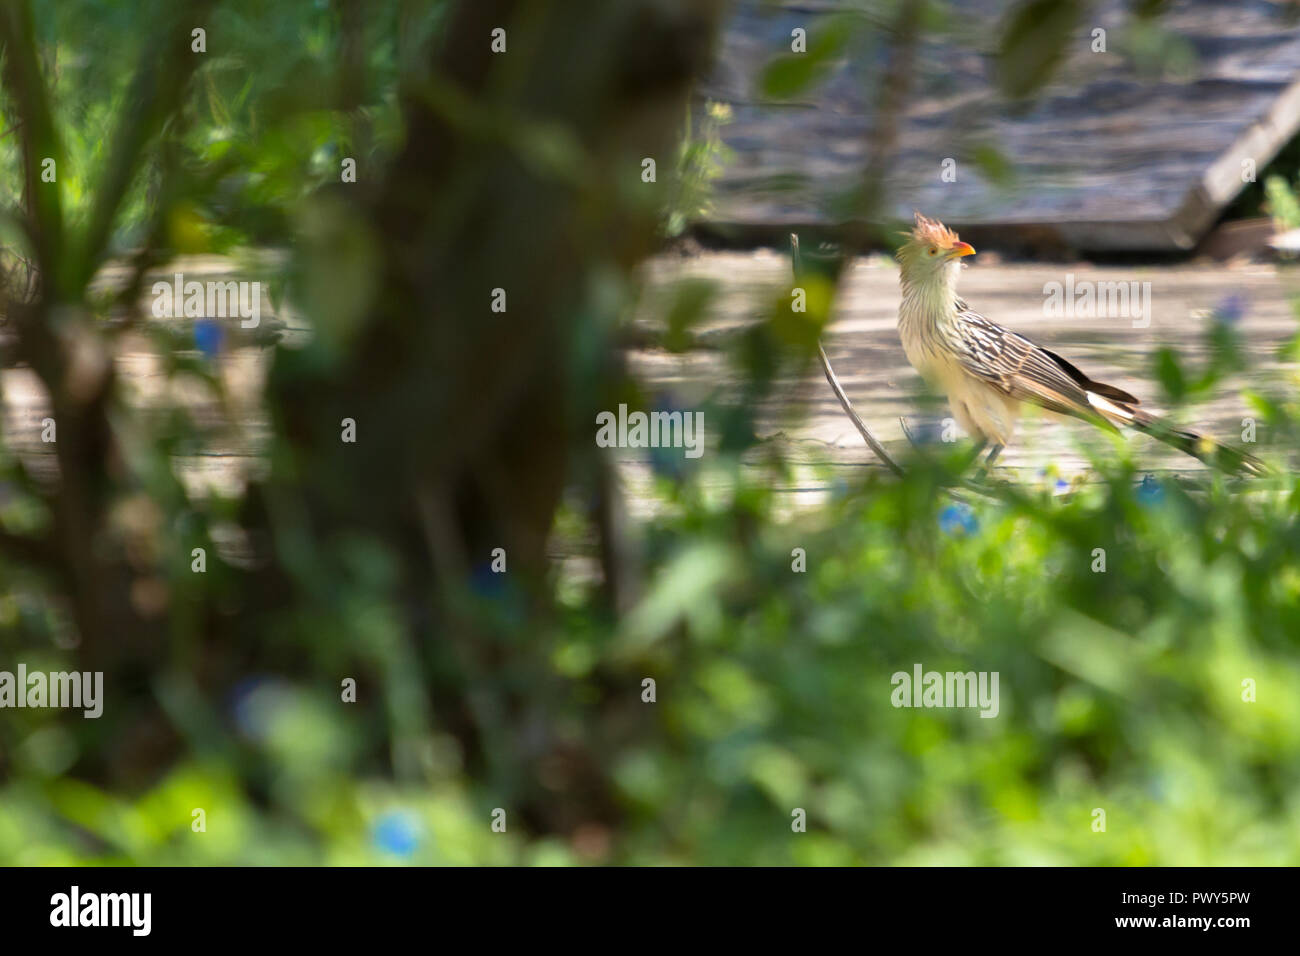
[194,318,224,359]
[939,503,977,536]
[372,811,420,857]
[1212,293,1247,326]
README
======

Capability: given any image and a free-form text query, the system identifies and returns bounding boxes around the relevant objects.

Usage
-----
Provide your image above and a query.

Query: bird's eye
[928,247,937,256]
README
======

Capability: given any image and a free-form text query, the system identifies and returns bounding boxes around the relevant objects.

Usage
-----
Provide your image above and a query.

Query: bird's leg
[973,443,1003,482]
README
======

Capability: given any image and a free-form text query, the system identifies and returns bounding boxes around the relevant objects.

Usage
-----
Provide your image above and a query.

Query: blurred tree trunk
[0,0,725,832]
[244,0,725,830]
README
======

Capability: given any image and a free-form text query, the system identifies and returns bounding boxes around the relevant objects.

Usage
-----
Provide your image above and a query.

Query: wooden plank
[698,0,1300,251]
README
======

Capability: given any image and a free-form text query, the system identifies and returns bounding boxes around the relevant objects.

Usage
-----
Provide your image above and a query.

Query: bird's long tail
[1126,407,1267,477]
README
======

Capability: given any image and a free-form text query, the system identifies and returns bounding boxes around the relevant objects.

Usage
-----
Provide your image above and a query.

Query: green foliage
[6,249,1298,864]
[759,14,856,101]
[1114,20,1197,80]
[0,0,1296,869]
[606,461,1300,865]
[1151,306,1249,406]
[0,0,434,259]
[995,0,1087,100]
[663,101,734,239]
[970,144,1015,188]
[1264,174,1300,233]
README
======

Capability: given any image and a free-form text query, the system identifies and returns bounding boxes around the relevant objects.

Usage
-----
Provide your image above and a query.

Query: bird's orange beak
[950,241,976,258]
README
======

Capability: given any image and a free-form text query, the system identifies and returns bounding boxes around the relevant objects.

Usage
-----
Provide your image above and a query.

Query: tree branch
[792,233,905,476]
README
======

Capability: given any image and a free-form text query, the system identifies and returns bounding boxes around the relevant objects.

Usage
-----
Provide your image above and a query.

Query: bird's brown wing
[944,305,1133,427]
[937,302,1265,475]
[1038,346,1139,406]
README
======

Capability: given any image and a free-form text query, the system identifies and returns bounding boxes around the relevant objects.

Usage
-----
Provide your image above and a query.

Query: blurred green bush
[0,0,1297,867]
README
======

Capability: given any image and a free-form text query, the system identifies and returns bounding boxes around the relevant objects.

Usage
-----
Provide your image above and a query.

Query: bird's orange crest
[910,212,960,249]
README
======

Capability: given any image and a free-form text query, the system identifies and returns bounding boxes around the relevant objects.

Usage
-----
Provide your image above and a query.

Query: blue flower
[904,418,946,445]
[649,441,687,481]
[194,318,224,359]
[647,396,696,480]
[939,503,977,536]
[372,811,420,857]
[470,560,507,599]
[1136,474,1164,506]
[228,676,291,742]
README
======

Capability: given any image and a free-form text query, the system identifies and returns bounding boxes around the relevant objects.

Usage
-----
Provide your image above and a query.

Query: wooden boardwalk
[702,0,1300,251]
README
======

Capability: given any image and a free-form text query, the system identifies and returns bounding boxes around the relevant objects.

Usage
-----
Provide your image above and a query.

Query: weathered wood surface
[700,0,1300,251]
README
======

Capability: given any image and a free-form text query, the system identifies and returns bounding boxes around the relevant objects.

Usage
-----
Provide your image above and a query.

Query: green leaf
[664,278,718,352]
[995,0,1087,100]
[1153,346,1186,402]
[971,144,1015,187]
[1241,389,1281,422]
[759,16,853,99]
